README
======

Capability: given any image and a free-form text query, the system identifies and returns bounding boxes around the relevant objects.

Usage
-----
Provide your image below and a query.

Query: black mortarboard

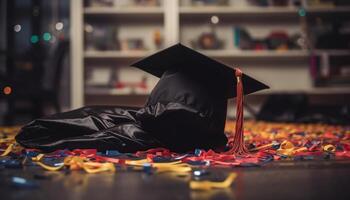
[131,43,269,98]
[132,43,269,153]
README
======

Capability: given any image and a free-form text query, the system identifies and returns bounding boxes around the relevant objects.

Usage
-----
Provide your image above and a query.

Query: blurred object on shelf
[84,24,119,51]
[311,55,350,87]
[247,0,300,7]
[120,38,146,50]
[234,27,255,50]
[334,0,350,6]
[234,28,302,50]
[290,33,308,50]
[266,32,290,51]
[85,24,161,51]
[313,21,350,50]
[192,32,223,50]
[134,0,160,6]
[112,67,157,94]
[85,67,113,87]
[306,0,335,7]
[86,0,161,7]
[291,0,302,6]
[266,31,302,51]
[191,14,223,50]
[191,0,229,6]
[270,0,289,6]
[153,29,163,49]
[247,0,269,6]
[86,0,114,7]
[113,0,132,7]
[115,77,148,94]
[85,66,158,95]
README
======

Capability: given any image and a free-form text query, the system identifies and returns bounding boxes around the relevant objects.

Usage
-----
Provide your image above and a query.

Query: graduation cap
[132,43,269,155]
[132,43,268,98]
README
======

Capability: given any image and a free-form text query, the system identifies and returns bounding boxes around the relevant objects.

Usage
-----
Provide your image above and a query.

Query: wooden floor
[1,160,350,200]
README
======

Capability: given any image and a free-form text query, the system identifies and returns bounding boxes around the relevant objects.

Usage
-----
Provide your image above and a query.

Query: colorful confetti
[1,121,350,178]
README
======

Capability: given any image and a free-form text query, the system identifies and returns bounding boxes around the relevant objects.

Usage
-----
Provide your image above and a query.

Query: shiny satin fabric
[15,106,163,152]
[16,70,228,153]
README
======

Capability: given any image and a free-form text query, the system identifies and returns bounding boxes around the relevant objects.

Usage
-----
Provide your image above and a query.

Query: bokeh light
[55,22,64,31]
[14,24,21,32]
[43,32,52,41]
[211,15,219,24]
[298,8,306,17]
[30,35,39,43]
[3,86,12,95]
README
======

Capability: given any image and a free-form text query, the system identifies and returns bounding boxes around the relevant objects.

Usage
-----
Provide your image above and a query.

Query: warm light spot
[3,86,12,95]
[211,15,219,24]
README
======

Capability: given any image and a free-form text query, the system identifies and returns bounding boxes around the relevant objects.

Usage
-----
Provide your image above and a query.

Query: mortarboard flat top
[131,43,269,98]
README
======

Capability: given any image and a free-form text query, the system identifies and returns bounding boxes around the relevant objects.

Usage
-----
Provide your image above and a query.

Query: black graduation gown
[15,70,228,153]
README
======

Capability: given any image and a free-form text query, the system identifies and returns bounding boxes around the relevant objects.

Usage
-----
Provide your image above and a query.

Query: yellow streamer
[125,159,150,166]
[250,143,274,151]
[32,154,45,161]
[190,173,237,190]
[323,144,336,153]
[0,143,14,156]
[155,163,192,174]
[152,160,182,167]
[83,162,116,174]
[32,155,115,173]
[36,161,65,171]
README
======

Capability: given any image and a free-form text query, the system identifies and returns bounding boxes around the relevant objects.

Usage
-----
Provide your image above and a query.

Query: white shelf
[84,50,156,59]
[313,50,350,56]
[180,6,299,15]
[84,7,163,15]
[84,49,350,59]
[179,6,350,15]
[84,5,350,15]
[83,6,350,16]
[85,88,150,96]
[253,87,350,95]
[83,7,164,21]
[84,49,310,59]
[85,87,350,96]
[306,6,350,13]
[200,49,309,58]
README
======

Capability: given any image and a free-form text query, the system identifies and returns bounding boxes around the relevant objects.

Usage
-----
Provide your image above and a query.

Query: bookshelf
[70,0,350,109]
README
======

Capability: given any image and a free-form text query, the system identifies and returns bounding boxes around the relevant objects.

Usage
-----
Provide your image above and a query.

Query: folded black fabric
[15,70,228,153]
[16,106,162,152]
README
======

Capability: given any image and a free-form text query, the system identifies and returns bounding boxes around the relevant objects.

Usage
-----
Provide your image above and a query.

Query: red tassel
[227,68,249,155]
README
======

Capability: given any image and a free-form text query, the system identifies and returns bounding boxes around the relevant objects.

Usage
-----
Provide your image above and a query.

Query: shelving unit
[70,0,350,109]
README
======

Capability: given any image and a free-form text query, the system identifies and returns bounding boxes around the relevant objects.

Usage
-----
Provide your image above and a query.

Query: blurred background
[0,0,350,125]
